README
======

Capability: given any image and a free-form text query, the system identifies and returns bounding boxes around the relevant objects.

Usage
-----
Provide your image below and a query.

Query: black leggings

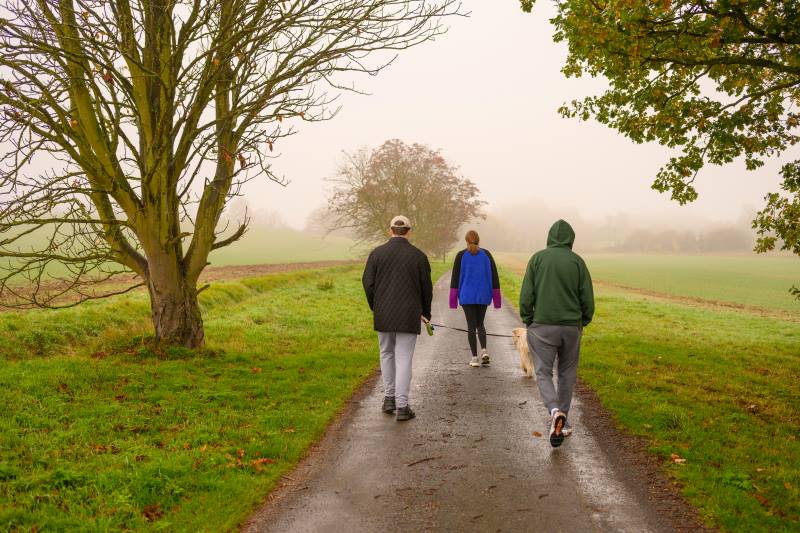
[462,304,488,357]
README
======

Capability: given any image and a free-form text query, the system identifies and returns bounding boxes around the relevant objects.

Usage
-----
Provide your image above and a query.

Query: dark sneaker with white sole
[396,406,416,422]
[382,396,396,414]
[549,411,567,448]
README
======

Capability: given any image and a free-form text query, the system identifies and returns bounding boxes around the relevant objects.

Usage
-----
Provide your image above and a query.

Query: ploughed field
[498,253,800,532]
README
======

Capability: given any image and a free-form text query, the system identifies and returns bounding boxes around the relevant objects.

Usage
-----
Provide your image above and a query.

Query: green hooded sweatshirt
[519,220,595,327]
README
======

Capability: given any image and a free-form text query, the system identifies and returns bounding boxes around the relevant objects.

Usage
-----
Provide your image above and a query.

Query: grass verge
[498,266,800,532]
[1,262,447,532]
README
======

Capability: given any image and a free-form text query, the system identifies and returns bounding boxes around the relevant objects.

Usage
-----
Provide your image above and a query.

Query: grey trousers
[377,332,417,408]
[527,323,583,415]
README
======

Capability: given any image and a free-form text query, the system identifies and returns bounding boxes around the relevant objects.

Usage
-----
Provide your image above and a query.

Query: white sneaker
[469,356,480,367]
[549,411,567,448]
[480,349,490,366]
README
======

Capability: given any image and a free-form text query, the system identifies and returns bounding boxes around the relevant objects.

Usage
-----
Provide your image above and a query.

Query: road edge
[574,380,716,533]
[239,368,381,532]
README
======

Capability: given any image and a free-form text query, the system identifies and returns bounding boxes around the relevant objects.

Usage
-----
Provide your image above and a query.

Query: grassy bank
[498,266,800,532]
[0,262,447,532]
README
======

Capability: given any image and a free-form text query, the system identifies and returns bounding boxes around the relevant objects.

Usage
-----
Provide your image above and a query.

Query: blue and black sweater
[449,248,501,309]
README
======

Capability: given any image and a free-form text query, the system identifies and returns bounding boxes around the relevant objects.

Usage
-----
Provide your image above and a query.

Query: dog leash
[428,322,515,338]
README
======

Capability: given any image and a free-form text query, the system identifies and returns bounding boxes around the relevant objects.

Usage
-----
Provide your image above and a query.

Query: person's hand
[422,316,434,336]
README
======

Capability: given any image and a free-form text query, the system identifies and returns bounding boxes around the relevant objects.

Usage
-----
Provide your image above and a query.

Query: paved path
[245,275,671,533]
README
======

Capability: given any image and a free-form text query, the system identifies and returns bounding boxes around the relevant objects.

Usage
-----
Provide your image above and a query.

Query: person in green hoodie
[520,219,594,448]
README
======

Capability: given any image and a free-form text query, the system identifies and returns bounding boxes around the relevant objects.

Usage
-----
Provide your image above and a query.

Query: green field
[0,262,447,531]
[208,228,360,266]
[498,263,800,532]
[496,252,800,314]
[3,248,798,532]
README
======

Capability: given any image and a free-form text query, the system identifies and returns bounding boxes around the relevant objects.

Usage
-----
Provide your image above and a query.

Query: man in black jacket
[362,215,433,422]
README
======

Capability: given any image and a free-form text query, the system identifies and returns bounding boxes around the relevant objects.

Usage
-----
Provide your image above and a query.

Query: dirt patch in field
[0,260,360,311]
[198,260,359,283]
[594,280,799,323]
[575,379,716,533]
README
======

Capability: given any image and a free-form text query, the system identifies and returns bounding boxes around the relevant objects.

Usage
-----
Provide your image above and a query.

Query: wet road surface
[244,275,671,533]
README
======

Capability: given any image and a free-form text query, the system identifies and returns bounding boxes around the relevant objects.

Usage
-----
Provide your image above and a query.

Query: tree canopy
[327,139,484,258]
[0,0,460,345]
[521,0,800,291]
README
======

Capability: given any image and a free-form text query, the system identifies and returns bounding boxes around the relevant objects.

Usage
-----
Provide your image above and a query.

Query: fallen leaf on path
[532,431,542,438]
[670,453,687,464]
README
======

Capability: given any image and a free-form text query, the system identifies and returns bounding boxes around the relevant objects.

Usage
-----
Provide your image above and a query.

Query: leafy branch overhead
[0,0,462,346]
[520,0,800,279]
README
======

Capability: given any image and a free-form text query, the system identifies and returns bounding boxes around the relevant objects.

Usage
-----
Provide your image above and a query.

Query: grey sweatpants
[377,332,417,408]
[527,323,583,415]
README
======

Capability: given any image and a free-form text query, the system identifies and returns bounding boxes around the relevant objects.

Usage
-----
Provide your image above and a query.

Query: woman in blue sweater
[449,230,501,367]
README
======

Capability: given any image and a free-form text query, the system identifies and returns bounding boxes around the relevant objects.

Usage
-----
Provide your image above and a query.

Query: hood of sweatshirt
[547,219,575,249]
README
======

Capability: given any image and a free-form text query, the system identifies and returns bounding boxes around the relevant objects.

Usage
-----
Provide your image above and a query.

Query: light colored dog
[511,327,534,378]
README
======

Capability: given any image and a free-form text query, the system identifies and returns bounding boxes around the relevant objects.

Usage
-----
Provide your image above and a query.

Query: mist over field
[218,197,766,260]
[235,0,797,243]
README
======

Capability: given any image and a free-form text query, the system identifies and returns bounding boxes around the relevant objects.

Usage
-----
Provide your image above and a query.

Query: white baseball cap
[390,215,411,229]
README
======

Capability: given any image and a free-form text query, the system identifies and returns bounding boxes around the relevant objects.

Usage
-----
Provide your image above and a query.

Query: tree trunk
[146,251,205,348]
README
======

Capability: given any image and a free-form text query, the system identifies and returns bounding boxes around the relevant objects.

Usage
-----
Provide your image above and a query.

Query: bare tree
[0,0,462,346]
[327,139,484,259]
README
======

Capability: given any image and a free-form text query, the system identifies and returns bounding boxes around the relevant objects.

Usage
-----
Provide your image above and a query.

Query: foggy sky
[249,0,792,230]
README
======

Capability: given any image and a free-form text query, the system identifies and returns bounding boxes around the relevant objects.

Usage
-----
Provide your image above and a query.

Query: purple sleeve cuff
[492,289,502,309]
[449,288,458,309]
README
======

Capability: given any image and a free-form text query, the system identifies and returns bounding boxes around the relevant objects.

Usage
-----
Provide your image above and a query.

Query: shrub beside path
[243,275,701,532]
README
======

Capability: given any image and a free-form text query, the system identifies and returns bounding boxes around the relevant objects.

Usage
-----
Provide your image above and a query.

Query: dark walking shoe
[396,405,416,422]
[549,411,567,448]
[382,396,396,414]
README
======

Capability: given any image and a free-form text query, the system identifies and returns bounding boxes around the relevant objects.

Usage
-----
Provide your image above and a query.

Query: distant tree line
[611,228,753,254]
[470,205,757,255]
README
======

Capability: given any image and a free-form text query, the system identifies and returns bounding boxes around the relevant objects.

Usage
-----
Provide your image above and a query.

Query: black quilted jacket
[362,237,433,334]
